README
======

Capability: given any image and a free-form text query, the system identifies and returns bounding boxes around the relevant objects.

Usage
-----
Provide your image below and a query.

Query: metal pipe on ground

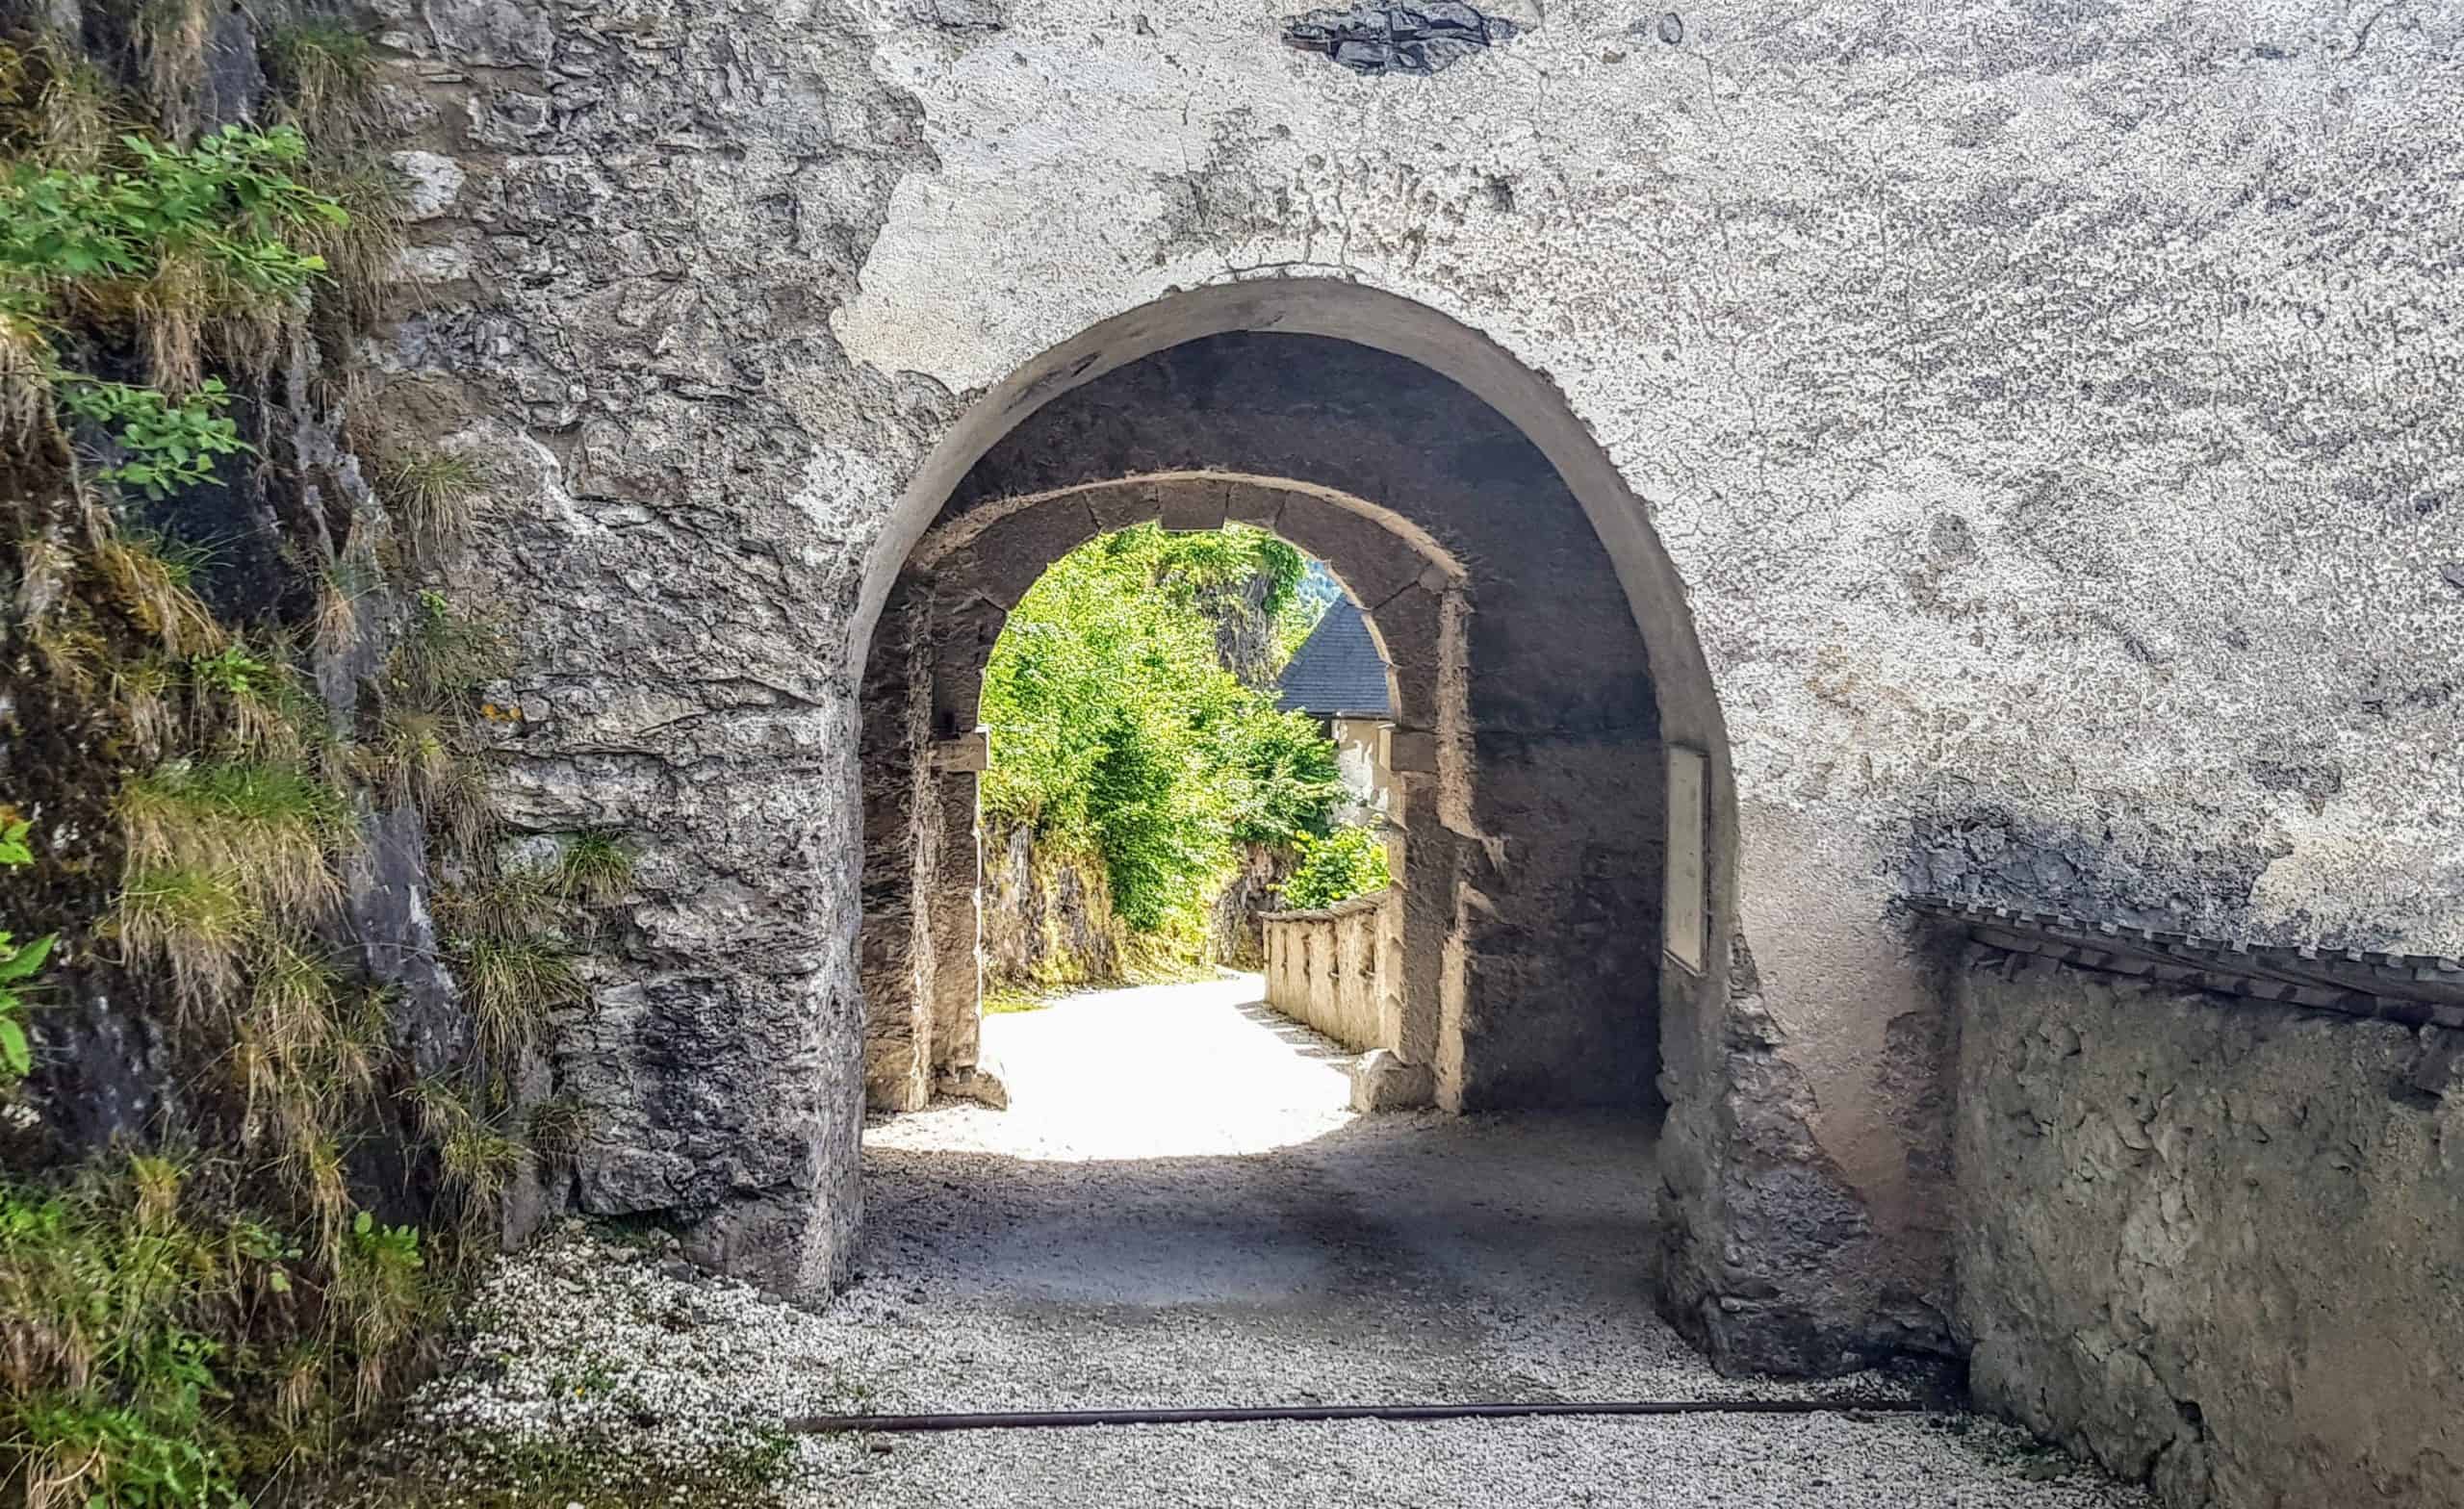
[788,1397,1935,1435]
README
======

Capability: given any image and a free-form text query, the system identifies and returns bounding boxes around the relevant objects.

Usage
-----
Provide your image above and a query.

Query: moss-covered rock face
[0,6,600,1495]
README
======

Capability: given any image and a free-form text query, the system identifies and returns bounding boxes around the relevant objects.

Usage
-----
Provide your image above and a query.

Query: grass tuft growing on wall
[116,759,347,920]
[556,831,632,906]
[374,447,493,560]
[109,863,253,1011]
[263,23,378,148]
[524,1095,588,1166]
[459,935,581,1071]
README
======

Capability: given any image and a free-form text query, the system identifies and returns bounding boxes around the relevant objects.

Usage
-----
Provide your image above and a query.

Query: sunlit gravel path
[804,975,2149,1508]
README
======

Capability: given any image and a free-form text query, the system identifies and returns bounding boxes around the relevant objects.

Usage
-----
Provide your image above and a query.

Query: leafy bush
[54,374,247,498]
[981,524,1347,939]
[0,123,340,296]
[1,117,346,495]
[0,814,56,1081]
[1279,823,1393,910]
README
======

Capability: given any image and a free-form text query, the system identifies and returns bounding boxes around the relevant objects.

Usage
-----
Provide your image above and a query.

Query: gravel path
[809,975,2145,1506]
[381,975,2152,1508]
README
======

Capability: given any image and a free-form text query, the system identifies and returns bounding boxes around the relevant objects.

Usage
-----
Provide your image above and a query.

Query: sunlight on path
[877,973,1359,1161]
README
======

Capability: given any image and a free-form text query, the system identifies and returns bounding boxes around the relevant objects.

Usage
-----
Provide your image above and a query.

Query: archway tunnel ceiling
[862,329,1672,1125]
[937,332,1662,745]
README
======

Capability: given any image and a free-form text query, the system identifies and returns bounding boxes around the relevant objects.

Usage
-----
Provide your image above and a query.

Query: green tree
[981,525,1346,940]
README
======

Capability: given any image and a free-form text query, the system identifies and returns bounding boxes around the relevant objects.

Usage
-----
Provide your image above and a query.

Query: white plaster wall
[826,0,2463,1292]
[838,0,2461,948]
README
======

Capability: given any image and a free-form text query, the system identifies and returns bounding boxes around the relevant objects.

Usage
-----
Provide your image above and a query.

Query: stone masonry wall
[1953,948,2464,1508]
[380,0,2464,1362]
[1263,896,1389,1053]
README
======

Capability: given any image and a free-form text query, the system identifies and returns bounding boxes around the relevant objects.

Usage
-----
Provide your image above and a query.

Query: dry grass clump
[374,446,494,559]
[116,758,346,919]
[262,23,380,149]
[109,862,252,1010]
[90,525,226,657]
[459,934,581,1067]
[525,1094,590,1165]
[413,1080,528,1228]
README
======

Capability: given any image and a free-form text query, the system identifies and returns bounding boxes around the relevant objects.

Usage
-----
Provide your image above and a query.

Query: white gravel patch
[350,1227,871,1502]
[361,977,2154,1508]
[820,1415,2149,1509]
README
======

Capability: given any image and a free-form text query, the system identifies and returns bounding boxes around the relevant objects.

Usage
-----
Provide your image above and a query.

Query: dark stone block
[1281,4,1519,77]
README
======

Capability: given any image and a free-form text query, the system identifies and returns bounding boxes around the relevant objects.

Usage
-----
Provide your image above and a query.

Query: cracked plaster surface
[376,0,2461,1355]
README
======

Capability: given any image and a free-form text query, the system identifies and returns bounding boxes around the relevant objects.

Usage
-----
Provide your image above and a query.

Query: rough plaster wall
[391,0,2463,1355]
[828,0,2463,1361]
[1954,950,2464,1508]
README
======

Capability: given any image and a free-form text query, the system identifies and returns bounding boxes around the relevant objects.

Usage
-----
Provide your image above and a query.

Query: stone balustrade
[1260,893,1389,1053]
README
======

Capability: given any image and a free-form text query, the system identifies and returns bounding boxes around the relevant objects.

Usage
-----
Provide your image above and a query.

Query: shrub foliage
[1279,823,1393,910]
[982,524,1346,942]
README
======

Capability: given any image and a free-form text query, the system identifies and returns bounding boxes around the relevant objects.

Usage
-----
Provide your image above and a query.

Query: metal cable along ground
[788,1397,1936,1435]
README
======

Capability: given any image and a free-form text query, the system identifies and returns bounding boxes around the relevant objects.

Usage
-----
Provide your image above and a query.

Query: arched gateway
[853,281,1748,1311]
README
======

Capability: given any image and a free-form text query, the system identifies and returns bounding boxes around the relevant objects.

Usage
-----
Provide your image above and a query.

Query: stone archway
[841,282,1817,1363]
[860,323,1695,1129]
[861,469,1469,1113]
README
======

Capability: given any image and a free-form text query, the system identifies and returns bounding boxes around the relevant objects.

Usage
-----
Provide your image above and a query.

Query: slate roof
[1276,598,1394,718]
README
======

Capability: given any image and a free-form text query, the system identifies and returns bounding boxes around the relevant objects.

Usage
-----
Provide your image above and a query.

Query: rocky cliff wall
[979,824,1123,992]
[1953,949,2464,1508]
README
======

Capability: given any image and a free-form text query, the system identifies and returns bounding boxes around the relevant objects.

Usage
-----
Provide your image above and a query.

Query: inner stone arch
[860,328,1676,1122]
[861,470,1464,1113]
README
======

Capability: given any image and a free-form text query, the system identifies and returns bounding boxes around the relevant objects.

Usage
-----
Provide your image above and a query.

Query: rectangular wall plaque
[1663,745,1708,974]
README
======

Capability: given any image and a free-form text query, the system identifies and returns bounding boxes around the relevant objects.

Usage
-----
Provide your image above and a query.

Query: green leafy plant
[0,1159,432,1509]
[0,124,340,294]
[331,1210,425,1407]
[1278,823,1393,910]
[55,372,247,498]
[0,815,56,1081]
[186,644,270,697]
[982,524,1347,944]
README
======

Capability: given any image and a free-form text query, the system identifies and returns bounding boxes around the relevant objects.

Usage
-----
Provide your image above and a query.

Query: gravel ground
[374,975,2153,1508]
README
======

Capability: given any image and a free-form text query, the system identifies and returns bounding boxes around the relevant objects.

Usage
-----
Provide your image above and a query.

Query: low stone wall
[1952,948,2464,1509]
[1262,894,1388,1052]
